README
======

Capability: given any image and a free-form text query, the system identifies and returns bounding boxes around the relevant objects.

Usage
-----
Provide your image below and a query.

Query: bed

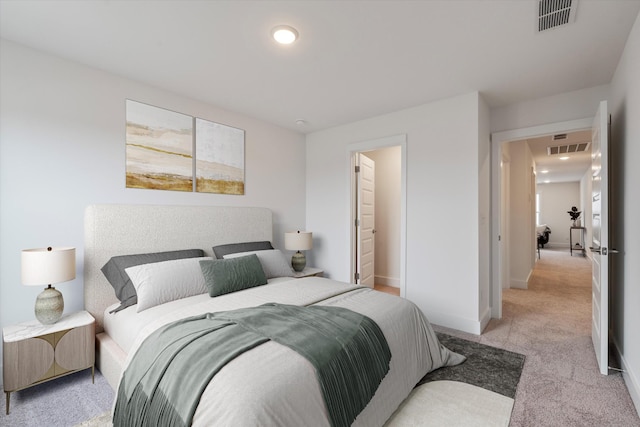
[84,204,463,426]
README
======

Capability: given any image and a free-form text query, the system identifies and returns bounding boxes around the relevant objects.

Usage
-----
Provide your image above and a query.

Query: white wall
[609,11,640,413]
[507,141,536,289]
[0,40,307,385]
[366,146,401,288]
[306,92,489,334]
[478,95,491,330]
[537,182,581,248]
[491,84,610,132]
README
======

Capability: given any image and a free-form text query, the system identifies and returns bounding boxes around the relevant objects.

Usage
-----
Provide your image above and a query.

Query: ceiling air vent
[547,142,590,155]
[538,0,578,32]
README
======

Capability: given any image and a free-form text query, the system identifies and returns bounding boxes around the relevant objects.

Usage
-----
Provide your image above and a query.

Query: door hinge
[354,272,360,281]
[355,218,360,227]
[355,165,360,173]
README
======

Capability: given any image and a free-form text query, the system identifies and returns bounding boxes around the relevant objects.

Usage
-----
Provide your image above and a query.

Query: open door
[355,153,376,287]
[590,100,613,375]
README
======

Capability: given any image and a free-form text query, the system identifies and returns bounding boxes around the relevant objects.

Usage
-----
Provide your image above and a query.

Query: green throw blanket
[113,303,391,427]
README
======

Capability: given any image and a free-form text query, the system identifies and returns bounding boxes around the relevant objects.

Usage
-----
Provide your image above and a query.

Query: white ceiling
[523,130,593,184]
[0,0,640,133]
[1,1,638,135]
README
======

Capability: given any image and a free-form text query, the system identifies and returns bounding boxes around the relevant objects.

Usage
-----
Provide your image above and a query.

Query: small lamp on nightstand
[21,246,76,325]
[285,231,312,272]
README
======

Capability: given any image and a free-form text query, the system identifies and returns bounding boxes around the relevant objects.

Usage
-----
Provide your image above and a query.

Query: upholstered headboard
[84,204,273,332]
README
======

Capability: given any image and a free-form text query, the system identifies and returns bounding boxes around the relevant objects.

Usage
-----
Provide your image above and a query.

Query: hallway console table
[570,226,586,256]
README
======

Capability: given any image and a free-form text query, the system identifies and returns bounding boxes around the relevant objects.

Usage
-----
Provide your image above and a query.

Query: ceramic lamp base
[35,285,64,324]
[291,251,306,272]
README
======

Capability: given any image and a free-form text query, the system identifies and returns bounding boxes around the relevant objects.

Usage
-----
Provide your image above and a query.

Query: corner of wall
[479,306,492,333]
[510,268,533,289]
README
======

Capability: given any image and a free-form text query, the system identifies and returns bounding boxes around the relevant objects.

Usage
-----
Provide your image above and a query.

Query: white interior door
[357,153,376,287]
[590,100,610,376]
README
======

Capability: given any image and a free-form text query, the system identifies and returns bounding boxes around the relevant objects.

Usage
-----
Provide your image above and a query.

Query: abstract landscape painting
[195,118,245,195]
[126,100,193,191]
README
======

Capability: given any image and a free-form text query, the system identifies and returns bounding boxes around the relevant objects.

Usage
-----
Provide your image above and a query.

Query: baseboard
[510,280,528,289]
[374,275,400,287]
[546,242,569,248]
[614,338,640,416]
[510,271,531,290]
[509,278,529,289]
[479,306,492,333]
[428,311,484,335]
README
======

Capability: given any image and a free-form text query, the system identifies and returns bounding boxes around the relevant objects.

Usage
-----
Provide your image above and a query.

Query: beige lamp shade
[21,247,76,286]
[285,231,312,251]
[21,247,75,324]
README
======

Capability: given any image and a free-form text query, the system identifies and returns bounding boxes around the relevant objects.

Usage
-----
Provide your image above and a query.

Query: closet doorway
[348,135,407,297]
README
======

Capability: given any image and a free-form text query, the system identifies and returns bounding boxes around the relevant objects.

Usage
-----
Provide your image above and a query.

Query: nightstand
[3,311,95,415]
[292,267,324,278]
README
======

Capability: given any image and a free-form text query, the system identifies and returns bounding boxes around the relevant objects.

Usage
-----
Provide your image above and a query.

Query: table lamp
[21,246,76,324]
[285,231,312,272]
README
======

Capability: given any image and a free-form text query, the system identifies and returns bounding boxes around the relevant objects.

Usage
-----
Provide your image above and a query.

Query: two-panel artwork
[125,100,245,195]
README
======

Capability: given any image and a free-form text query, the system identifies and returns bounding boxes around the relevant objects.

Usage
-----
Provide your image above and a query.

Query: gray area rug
[418,332,526,399]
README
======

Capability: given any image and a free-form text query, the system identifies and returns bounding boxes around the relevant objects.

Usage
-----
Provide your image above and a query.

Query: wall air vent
[538,0,578,32]
[553,133,567,140]
[547,142,590,155]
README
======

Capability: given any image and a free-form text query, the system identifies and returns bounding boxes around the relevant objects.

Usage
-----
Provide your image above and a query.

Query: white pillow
[224,249,293,279]
[125,257,212,312]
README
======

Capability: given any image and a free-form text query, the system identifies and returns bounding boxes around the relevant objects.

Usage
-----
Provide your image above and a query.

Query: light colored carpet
[435,247,640,426]
[2,369,114,427]
[386,380,513,427]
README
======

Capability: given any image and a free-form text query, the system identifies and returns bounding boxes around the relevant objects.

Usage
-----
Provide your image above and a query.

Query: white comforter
[112,277,462,426]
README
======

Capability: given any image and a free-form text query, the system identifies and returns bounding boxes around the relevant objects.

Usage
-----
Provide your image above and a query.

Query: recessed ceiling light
[295,119,306,126]
[560,156,570,160]
[272,25,298,44]
[541,170,549,174]
[544,180,551,183]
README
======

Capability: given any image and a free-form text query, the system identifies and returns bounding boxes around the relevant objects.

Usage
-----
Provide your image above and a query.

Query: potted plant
[567,206,581,227]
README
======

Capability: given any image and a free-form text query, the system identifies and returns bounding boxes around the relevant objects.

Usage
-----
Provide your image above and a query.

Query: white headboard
[84,204,273,332]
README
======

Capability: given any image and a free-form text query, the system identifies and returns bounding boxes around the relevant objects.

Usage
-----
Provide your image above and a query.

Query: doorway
[491,117,593,318]
[348,134,407,297]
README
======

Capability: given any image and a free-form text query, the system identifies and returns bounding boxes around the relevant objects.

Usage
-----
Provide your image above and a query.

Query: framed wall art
[125,100,193,191]
[196,118,245,195]
[125,100,245,195]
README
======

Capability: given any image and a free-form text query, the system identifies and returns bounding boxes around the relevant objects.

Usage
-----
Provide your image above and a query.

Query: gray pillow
[101,249,205,312]
[199,255,268,297]
[212,241,273,259]
[223,249,293,279]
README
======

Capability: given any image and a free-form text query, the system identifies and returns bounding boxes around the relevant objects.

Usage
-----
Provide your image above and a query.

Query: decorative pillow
[224,249,293,279]
[125,257,212,312]
[212,241,274,259]
[101,249,205,312]
[199,255,268,297]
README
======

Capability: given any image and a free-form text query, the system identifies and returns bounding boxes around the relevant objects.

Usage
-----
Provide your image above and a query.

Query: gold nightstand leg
[5,391,9,415]
[92,365,95,384]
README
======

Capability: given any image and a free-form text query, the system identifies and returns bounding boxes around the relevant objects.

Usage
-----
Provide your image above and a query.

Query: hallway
[435,248,639,425]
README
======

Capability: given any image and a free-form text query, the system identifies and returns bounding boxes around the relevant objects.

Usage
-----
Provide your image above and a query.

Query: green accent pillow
[199,255,268,297]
